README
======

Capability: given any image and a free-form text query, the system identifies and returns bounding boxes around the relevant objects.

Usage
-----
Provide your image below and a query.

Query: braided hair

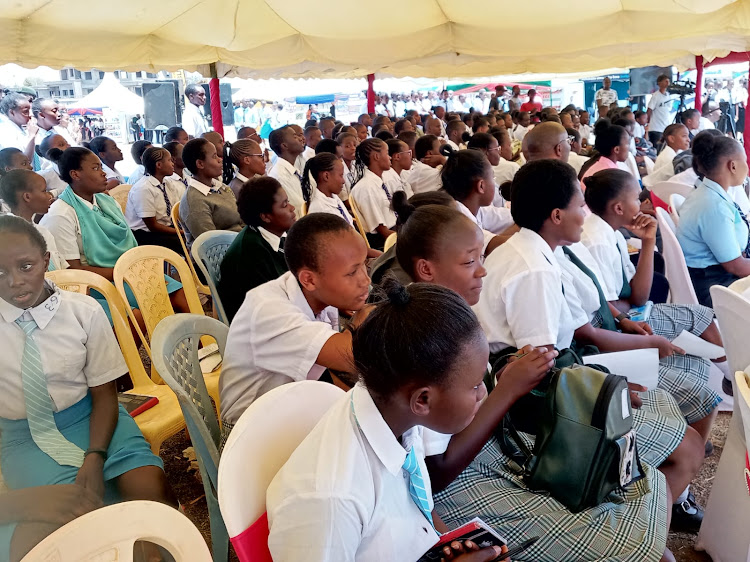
[300,152,339,203]
[351,138,386,188]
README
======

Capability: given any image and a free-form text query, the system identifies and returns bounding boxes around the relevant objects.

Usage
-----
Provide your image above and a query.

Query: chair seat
[126,384,186,455]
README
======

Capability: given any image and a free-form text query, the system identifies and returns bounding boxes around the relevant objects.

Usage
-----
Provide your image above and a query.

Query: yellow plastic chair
[347,192,372,249]
[108,184,132,214]
[300,201,308,217]
[171,201,211,297]
[46,269,185,454]
[113,245,222,410]
[383,232,397,252]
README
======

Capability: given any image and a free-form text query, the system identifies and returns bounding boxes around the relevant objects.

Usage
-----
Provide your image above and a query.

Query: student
[384,138,414,196]
[301,126,321,163]
[490,128,520,186]
[126,140,152,186]
[163,141,186,184]
[0,93,37,166]
[512,111,531,141]
[444,120,466,151]
[465,132,507,207]
[302,153,352,224]
[226,139,266,199]
[178,138,243,247]
[268,126,305,219]
[218,176,295,323]
[409,135,444,194]
[677,132,750,307]
[0,217,178,552]
[565,128,589,174]
[40,148,187,318]
[580,123,631,185]
[352,122,368,142]
[124,147,184,254]
[314,138,340,157]
[219,214,370,432]
[182,84,208,139]
[0,147,31,176]
[337,132,358,201]
[0,169,67,270]
[647,124,690,185]
[87,137,124,189]
[349,138,403,250]
[267,279,508,562]
[36,135,69,197]
[164,126,189,145]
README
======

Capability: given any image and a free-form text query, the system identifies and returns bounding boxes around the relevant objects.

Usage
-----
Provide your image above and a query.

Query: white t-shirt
[0,115,29,151]
[269,157,305,219]
[267,383,444,562]
[568,152,589,175]
[580,213,637,301]
[125,175,185,231]
[455,200,498,253]
[595,88,619,108]
[382,168,413,199]
[647,91,675,133]
[579,124,592,143]
[219,271,340,425]
[350,168,402,233]
[0,281,126,419]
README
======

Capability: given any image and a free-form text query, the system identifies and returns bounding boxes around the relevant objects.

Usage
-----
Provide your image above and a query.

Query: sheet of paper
[671,330,725,360]
[583,348,660,389]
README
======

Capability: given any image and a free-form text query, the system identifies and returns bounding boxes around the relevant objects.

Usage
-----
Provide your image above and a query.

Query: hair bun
[382,276,411,306]
[439,143,455,158]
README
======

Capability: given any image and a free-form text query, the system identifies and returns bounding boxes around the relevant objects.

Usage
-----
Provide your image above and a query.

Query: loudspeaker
[143,81,181,129]
[201,83,234,127]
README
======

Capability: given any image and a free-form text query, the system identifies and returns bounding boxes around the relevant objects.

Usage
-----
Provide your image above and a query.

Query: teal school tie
[402,447,434,527]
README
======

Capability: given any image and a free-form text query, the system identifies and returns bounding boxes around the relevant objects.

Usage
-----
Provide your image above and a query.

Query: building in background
[35,68,175,101]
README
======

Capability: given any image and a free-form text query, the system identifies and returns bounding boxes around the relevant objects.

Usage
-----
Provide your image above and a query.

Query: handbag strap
[498,412,535,475]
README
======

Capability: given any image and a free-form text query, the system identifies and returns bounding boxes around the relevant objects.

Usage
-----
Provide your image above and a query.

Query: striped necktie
[15,318,85,467]
[381,183,392,202]
[337,203,352,225]
[402,447,434,527]
[154,180,173,225]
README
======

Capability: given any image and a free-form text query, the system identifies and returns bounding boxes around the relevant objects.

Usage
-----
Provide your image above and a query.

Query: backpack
[500,364,644,513]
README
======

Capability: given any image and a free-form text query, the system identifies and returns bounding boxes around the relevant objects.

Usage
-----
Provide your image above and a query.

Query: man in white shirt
[422,91,436,113]
[647,75,675,145]
[269,125,306,219]
[182,84,209,139]
[0,92,37,164]
[444,120,466,151]
[595,77,619,116]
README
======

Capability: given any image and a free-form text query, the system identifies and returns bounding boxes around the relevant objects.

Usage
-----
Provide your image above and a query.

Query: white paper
[583,348,660,389]
[671,330,725,360]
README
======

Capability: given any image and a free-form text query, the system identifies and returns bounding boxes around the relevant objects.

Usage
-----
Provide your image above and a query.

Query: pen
[490,536,540,562]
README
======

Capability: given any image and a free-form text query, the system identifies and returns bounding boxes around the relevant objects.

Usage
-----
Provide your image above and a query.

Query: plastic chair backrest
[383,232,397,252]
[735,370,750,451]
[655,207,699,305]
[108,183,132,213]
[113,245,204,356]
[301,201,308,216]
[669,193,685,226]
[151,313,229,560]
[21,500,212,562]
[172,200,211,295]
[347,192,372,249]
[711,284,750,377]
[218,381,344,560]
[46,269,153,389]
[650,180,693,203]
[191,230,238,325]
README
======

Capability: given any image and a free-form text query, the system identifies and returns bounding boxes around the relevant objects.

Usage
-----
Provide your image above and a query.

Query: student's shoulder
[56,287,108,320]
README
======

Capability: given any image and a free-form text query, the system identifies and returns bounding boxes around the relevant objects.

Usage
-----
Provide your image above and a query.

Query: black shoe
[671,493,704,533]
[705,440,714,458]
[723,376,734,396]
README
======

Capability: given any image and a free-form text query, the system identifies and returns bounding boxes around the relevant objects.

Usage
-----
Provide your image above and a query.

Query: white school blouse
[350,168,402,233]
[580,213,636,301]
[648,146,678,185]
[0,282,126,420]
[554,243,607,325]
[493,157,520,186]
[219,271,340,425]
[307,189,354,227]
[269,157,305,219]
[128,165,146,186]
[455,200,496,253]
[101,163,125,185]
[407,160,442,194]
[40,196,93,263]
[267,383,445,562]
[125,175,185,231]
[382,168,413,199]
[473,228,579,353]
[341,160,356,202]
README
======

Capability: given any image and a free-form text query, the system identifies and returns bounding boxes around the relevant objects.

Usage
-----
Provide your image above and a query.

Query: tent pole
[694,55,704,113]
[367,74,375,114]
[209,63,224,138]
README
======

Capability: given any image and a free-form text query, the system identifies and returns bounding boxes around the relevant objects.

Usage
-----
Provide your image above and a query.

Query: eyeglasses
[557,137,573,147]
[487,146,501,152]
[249,153,264,157]
[394,150,412,157]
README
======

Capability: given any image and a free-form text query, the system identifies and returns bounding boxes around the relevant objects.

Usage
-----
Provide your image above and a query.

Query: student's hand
[627,213,658,242]
[348,304,375,329]
[619,318,653,336]
[75,455,106,500]
[17,484,103,525]
[649,335,685,359]
[446,545,508,562]
[26,117,39,139]
[497,345,558,402]
[422,154,447,168]
[627,383,647,409]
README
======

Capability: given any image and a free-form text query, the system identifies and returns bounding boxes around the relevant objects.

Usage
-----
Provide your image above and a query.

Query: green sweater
[218,226,289,322]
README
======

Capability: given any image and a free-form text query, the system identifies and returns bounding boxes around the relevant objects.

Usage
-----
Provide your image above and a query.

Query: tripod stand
[717,101,737,138]
[672,94,688,124]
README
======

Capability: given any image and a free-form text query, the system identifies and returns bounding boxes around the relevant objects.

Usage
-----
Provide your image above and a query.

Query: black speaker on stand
[201,83,234,129]
[143,81,182,144]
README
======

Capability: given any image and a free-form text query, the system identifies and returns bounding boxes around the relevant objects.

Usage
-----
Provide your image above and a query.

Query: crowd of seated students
[0,84,747,562]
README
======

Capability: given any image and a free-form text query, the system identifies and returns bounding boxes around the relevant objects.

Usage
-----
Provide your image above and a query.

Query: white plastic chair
[696,369,750,561]
[21,501,212,562]
[191,230,239,325]
[655,207,699,305]
[669,193,685,226]
[711,283,750,378]
[650,180,693,203]
[218,381,344,562]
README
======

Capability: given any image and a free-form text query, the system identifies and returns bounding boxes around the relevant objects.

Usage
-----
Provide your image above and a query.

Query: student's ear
[474,176,487,196]
[409,386,433,418]
[259,212,272,225]
[69,168,81,182]
[612,200,625,217]
[414,258,436,282]
[296,268,318,293]
[21,191,32,204]
[196,158,206,171]
[549,207,563,225]
[43,251,50,271]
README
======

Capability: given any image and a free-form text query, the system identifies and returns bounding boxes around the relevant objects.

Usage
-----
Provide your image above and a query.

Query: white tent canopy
[2,1,750,79]
[73,73,144,114]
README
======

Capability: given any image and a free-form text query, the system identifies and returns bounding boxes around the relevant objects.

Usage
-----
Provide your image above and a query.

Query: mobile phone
[490,536,540,561]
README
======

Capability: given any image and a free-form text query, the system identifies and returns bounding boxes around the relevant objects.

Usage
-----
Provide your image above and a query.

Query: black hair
[394,119,411,135]
[304,119,318,129]
[352,277,482,397]
[593,124,627,157]
[583,168,635,215]
[593,118,611,137]
[0,214,47,255]
[446,119,465,139]
[331,123,344,139]
[691,129,744,177]
[30,97,53,119]
[304,126,320,138]
[662,123,686,144]
[510,159,579,232]
[472,117,489,133]
[656,74,670,83]
[58,147,95,184]
[391,190,455,228]
[45,148,64,165]
[181,138,211,176]
[0,169,41,207]
[185,84,204,98]
[441,149,490,202]
[375,130,394,141]
[634,110,645,119]
[236,175,284,227]
[612,118,633,130]
[315,139,339,155]
[163,141,182,160]
[0,147,24,174]
[300,152,339,203]
[284,213,352,274]
[336,132,357,146]
[414,135,439,161]
[164,126,186,143]
[141,146,170,176]
[88,136,113,158]
[130,140,152,165]
[0,93,28,116]
[351,138,386,187]
[38,135,64,160]
[566,127,581,143]
[385,138,408,157]
[466,132,496,151]
[268,125,289,155]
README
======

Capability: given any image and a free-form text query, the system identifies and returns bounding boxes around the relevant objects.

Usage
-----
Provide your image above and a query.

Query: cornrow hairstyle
[284,213,352,275]
[440,149,490,202]
[0,147,24,175]
[182,138,211,176]
[130,140,152,165]
[583,168,635,215]
[141,146,170,176]
[236,176,284,227]
[226,138,259,169]
[58,147,95,184]
[0,214,47,255]
[351,138,386,188]
[352,277,483,398]
[300,152,339,204]
[511,159,579,233]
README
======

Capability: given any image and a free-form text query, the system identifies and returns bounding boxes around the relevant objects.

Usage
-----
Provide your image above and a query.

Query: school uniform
[179,177,243,247]
[307,189,354,226]
[0,115,28,152]
[340,160,356,202]
[269,157,305,219]
[567,152,589,175]
[512,124,528,142]
[581,155,619,186]
[407,160,442,194]
[128,165,146,186]
[455,201,497,253]
[219,271,340,427]
[618,153,641,180]
[228,171,252,200]
[350,169,402,245]
[268,383,444,562]
[0,282,162,497]
[300,145,316,164]
[579,124,593,144]
[445,139,462,152]
[382,168,413,199]
[37,166,67,198]
[647,146,678,185]
[182,102,209,138]
[101,163,125,185]
[493,157,520,186]
[217,225,289,324]
[125,175,184,253]
[5,212,67,271]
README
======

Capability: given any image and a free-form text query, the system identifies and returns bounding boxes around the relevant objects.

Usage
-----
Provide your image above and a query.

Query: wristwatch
[614,312,629,325]
[84,448,108,461]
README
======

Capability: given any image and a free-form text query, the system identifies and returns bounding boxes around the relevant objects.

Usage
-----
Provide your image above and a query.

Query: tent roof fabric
[1,1,750,79]
[73,74,144,114]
